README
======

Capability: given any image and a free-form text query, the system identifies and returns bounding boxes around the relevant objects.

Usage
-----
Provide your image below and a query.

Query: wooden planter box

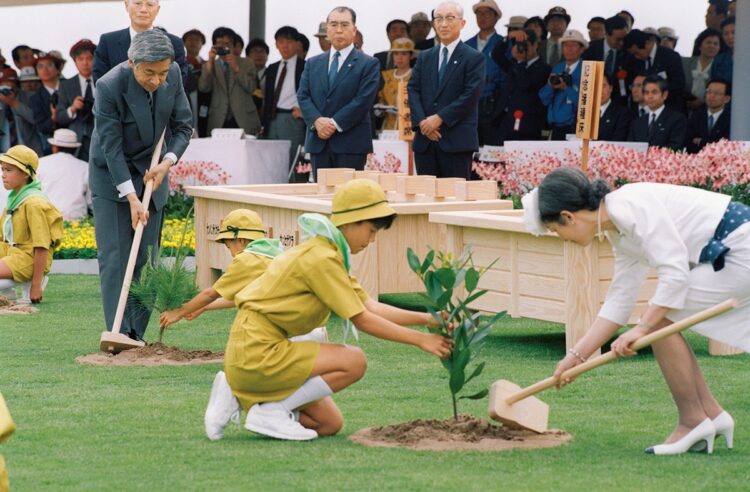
[186,169,513,298]
[429,209,740,356]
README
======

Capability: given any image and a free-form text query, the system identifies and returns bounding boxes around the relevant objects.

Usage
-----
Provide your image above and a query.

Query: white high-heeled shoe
[646,418,716,455]
[712,411,734,449]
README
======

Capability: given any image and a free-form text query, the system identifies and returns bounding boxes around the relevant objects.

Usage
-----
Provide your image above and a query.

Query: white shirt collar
[329,43,355,71]
[129,26,152,41]
[526,56,540,67]
[600,99,612,115]
[282,54,298,64]
[44,83,59,95]
[649,43,657,64]
[440,37,461,58]
[650,104,665,121]
[565,59,580,73]
[708,107,724,120]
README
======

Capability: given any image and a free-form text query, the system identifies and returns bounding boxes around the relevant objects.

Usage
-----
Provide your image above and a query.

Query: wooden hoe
[99,130,166,354]
[488,299,737,433]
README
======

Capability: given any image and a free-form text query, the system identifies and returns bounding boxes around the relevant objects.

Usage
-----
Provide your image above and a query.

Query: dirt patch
[76,342,224,367]
[349,414,572,452]
[0,296,38,315]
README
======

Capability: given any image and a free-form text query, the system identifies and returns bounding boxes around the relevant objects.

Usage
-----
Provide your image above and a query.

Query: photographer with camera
[0,69,43,155]
[538,29,587,140]
[29,52,64,156]
[491,28,551,142]
[55,39,97,162]
[199,26,261,137]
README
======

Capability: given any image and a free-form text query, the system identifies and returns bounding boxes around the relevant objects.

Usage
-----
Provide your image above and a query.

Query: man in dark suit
[583,15,629,105]
[491,29,550,142]
[685,78,731,153]
[93,0,186,82]
[262,26,306,172]
[374,19,410,70]
[410,12,435,49]
[56,39,97,162]
[297,6,380,176]
[90,30,192,341]
[624,29,685,113]
[598,72,631,141]
[408,1,485,178]
[627,75,686,151]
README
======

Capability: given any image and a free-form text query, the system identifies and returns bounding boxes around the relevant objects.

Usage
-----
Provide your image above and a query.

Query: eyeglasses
[631,83,643,89]
[434,15,460,25]
[705,89,726,96]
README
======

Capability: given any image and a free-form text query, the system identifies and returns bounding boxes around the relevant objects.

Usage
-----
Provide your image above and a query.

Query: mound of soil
[76,342,224,367]
[0,296,38,315]
[349,415,572,452]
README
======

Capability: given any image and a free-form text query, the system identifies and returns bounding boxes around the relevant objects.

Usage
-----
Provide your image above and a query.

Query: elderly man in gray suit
[90,30,192,341]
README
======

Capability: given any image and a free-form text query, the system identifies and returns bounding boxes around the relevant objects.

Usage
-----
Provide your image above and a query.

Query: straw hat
[657,26,678,41]
[48,129,81,148]
[389,37,416,53]
[330,179,396,227]
[214,209,266,242]
[0,145,39,178]
[559,29,589,50]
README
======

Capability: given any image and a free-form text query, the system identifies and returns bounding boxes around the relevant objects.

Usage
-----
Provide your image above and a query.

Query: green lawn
[1,275,748,491]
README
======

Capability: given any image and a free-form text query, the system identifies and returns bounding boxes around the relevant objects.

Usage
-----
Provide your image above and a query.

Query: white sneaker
[289,327,329,343]
[204,371,241,441]
[245,403,318,441]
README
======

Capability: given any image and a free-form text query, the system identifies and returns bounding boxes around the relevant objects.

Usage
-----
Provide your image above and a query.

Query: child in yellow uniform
[0,391,15,492]
[0,145,63,304]
[212,179,453,441]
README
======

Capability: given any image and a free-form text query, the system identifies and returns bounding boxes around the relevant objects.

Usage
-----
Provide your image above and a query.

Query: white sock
[265,376,333,413]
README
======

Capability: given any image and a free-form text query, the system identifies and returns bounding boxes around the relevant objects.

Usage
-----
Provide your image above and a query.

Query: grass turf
[0,275,748,491]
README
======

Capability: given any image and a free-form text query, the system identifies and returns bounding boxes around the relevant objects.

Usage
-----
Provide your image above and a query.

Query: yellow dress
[377,69,412,130]
[225,236,369,411]
[0,196,63,282]
[212,251,272,302]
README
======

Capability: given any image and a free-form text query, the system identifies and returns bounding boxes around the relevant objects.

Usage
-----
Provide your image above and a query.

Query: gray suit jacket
[89,61,192,210]
[198,57,261,135]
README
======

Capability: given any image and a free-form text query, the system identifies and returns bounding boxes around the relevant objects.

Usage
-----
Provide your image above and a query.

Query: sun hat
[409,12,430,24]
[0,68,19,83]
[544,6,571,25]
[69,38,97,58]
[330,179,396,227]
[506,15,528,29]
[472,0,502,18]
[17,67,38,82]
[559,29,589,50]
[389,37,416,53]
[657,26,678,41]
[47,129,82,148]
[314,21,327,38]
[0,145,39,178]
[214,209,266,242]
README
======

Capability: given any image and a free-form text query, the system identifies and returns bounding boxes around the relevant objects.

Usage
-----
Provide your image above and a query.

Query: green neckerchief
[243,238,284,259]
[2,180,48,246]
[297,213,358,343]
[298,213,351,272]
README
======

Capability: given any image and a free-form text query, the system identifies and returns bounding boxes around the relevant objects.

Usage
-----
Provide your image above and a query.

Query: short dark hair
[538,168,610,224]
[710,0,729,16]
[643,74,668,93]
[11,45,32,63]
[328,6,356,25]
[523,28,539,45]
[624,29,649,50]
[363,214,396,230]
[234,33,245,49]
[246,38,268,55]
[602,70,616,88]
[182,29,206,45]
[721,16,736,29]
[295,33,310,52]
[618,10,635,26]
[211,27,236,45]
[604,15,627,35]
[274,26,299,41]
[694,27,722,55]
[524,16,548,40]
[707,78,732,96]
[587,17,605,29]
[386,19,409,34]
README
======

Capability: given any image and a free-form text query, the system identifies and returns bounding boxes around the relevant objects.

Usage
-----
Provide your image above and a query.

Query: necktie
[648,113,656,133]
[639,107,645,117]
[708,113,715,132]
[271,61,288,120]
[605,49,615,74]
[645,58,652,71]
[84,79,93,104]
[438,46,449,83]
[328,51,340,87]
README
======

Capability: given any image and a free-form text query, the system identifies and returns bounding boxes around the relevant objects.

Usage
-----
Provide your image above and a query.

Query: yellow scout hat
[214,209,266,242]
[331,179,396,227]
[389,37,416,53]
[0,145,39,178]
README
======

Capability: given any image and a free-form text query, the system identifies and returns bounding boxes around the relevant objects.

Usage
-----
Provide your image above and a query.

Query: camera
[549,72,572,87]
[0,86,13,96]
[214,46,230,56]
[512,40,528,53]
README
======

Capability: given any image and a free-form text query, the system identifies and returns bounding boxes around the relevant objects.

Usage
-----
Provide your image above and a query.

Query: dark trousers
[550,123,575,141]
[415,141,472,179]
[311,144,367,180]
[92,195,163,339]
[477,95,503,146]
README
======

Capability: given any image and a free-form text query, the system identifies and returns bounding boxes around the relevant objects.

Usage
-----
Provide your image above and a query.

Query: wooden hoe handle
[506,298,738,405]
[110,129,167,335]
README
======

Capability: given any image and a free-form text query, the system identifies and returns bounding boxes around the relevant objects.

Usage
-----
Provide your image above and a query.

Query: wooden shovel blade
[488,380,549,434]
[99,331,145,354]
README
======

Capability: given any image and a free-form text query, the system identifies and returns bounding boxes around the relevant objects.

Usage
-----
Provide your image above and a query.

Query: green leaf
[425,271,444,302]
[436,268,456,289]
[436,290,453,311]
[464,362,485,385]
[421,249,435,273]
[458,389,489,400]
[465,267,479,292]
[463,289,488,307]
[407,247,421,273]
[449,349,471,394]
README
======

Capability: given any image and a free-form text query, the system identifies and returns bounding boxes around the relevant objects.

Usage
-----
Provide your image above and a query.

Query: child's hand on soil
[419,332,454,359]
[29,284,43,304]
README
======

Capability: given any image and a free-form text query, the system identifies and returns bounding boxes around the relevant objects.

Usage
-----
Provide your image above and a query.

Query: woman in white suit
[522,167,749,455]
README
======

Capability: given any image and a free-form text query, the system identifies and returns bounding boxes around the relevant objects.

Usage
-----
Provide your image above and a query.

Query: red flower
[616,69,628,80]
[513,110,524,120]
